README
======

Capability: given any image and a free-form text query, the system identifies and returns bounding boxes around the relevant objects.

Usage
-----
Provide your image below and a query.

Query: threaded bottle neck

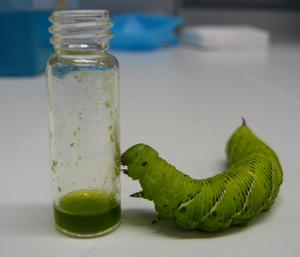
[49,10,112,58]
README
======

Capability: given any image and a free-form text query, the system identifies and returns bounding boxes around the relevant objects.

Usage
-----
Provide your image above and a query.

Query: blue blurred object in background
[111,13,183,51]
[0,4,182,75]
[0,9,52,76]
[0,0,56,76]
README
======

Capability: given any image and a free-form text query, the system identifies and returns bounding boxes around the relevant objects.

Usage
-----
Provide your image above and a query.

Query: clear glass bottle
[46,10,120,238]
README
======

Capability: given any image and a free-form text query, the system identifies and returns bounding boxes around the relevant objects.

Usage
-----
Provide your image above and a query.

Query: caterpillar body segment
[121,121,283,232]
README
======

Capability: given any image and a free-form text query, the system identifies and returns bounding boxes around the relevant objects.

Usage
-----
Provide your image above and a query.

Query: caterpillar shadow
[121,198,282,239]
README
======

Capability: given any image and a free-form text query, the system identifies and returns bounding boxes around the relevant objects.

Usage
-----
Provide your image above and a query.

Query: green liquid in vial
[54,189,120,237]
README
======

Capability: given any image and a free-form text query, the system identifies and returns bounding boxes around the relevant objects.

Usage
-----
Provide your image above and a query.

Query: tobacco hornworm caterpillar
[121,119,283,232]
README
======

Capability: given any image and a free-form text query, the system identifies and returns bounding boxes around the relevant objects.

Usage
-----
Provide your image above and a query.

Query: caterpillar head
[121,144,159,180]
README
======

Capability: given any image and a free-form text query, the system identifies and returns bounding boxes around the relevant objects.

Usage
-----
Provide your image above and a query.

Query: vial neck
[55,41,109,59]
[50,10,112,58]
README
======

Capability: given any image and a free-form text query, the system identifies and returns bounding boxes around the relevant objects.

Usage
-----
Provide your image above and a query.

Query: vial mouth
[49,10,113,54]
[51,9,109,17]
[50,10,111,26]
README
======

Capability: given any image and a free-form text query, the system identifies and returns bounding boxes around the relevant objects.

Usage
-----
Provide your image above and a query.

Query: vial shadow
[0,203,57,238]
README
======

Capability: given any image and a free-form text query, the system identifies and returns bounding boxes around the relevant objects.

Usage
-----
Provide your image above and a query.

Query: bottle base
[55,219,121,238]
[53,189,121,238]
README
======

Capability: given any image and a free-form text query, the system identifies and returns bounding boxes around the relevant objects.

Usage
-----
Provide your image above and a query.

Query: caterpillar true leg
[122,169,129,175]
[121,120,283,232]
[130,191,144,198]
[151,215,161,224]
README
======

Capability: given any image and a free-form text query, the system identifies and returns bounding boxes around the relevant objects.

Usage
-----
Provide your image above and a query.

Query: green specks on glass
[51,160,58,173]
[115,165,120,176]
[74,72,88,81]
[103,100,111,108]
[110,133,114,143]
[77,155,82,161]
[70,142,74,147]
[108,125,113,131]
[73,126,81,136]
[78,111,83,120]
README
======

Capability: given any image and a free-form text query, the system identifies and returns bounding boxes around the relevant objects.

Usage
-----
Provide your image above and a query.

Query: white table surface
[0,44,299,257]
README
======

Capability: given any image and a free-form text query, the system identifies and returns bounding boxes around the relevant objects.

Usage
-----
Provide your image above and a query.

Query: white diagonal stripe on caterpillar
[178,190,202,210]
[200,189,227,221]
[231,171,256,219]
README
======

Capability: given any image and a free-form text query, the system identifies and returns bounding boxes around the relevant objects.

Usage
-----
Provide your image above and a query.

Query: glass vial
[46,10,120,238]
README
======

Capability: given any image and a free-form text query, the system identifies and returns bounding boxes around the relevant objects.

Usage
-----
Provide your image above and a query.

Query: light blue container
[0,10,52,76]
[111,13,183,51]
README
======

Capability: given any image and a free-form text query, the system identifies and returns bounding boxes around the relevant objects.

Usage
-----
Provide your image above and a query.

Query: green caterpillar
[121,120,283,232]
